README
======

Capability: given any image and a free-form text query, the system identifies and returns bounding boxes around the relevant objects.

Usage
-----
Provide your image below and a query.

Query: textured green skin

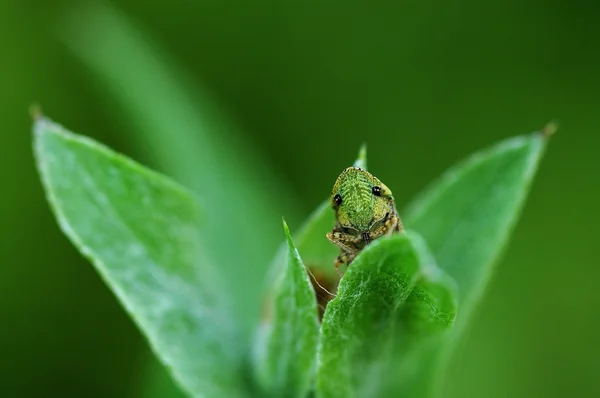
[327,167,402,267]
[332,167,394,232]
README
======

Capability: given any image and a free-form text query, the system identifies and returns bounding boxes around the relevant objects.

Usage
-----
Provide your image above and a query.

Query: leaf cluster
[34,112,548,397]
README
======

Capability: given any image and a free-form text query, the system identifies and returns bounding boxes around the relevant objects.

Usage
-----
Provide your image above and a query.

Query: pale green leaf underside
[254,220,320,398]
[316,232,457,398]
[34,118,247,398]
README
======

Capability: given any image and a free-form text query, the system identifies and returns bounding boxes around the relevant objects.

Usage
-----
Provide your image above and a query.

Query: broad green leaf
[254,220,320,398]
[60,2,301,334]
[403,131,549,395]
[315,232,457,398]
[34,117,247,398]
[404,132,548,328]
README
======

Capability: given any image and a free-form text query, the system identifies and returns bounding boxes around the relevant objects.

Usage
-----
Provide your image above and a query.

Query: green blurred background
[2,0,599,397]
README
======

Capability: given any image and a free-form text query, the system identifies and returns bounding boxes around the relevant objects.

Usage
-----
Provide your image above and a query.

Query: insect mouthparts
[362,232,371,245]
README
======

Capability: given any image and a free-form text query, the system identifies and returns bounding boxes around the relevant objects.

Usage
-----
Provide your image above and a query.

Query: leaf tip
[542,120,559,139]
[31,115,64,163]
[32,111,54,172]
[282,217,292,242]
[353,143,368,170]
[30,106,53,144]
[29,103,44,122]
[281,218,304,268]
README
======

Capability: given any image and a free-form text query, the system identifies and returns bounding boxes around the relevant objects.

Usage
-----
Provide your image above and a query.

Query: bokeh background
[2,0,599,397]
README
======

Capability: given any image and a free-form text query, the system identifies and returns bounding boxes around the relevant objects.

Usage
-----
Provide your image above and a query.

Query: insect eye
[372,186,382,196]
[333,193,343,206]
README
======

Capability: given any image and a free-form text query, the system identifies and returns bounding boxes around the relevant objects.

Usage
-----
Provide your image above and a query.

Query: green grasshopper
[326,166,404,272]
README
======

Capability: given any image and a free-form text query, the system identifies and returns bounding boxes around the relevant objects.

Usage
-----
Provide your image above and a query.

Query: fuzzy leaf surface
[315,233,457,398]
[34,118,247,398]
[254,220,320,398]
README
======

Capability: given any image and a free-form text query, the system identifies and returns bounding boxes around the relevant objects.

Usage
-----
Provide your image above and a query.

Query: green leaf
[404,132,548,328]
[254,220,320,398]
[403,131,549,395]
[315,232,457,398]
[34,117,248,398]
